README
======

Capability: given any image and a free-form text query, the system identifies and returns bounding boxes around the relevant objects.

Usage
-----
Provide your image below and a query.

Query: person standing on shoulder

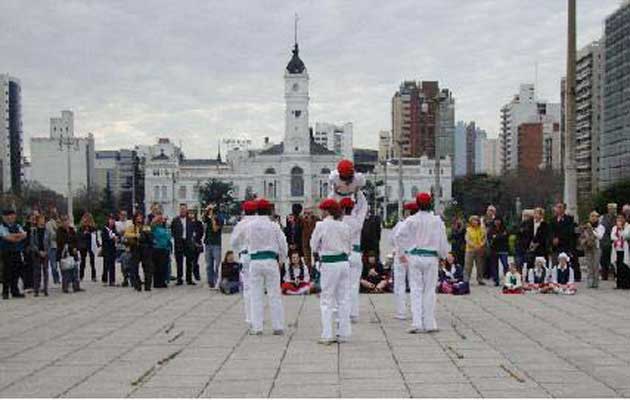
[340,190,368,324]
[230,200,259,327]
[391,201,419,320]
[394,193,449,334]
[246,198,287,336]
[310,198,352,345]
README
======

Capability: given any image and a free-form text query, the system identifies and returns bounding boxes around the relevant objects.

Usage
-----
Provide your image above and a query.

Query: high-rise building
[453,121,467,176]
[518,123,544,173]
[465,122,477,176]
[542,121,563,171]
[95,149,142,213]
[480,137,501,176]
[313,122,353,160]
[0,74,23,194]
[30,111,96,195]
[600,1,630,189]
[391,81,455,160]
[499,84,561,173]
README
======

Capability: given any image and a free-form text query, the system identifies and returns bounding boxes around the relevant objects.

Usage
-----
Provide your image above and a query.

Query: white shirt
[393,211,450,259]
[533,220,541,237]
[390,218,410,257]
[342,191,368,247]
[282,264,311,284]
[310,216,352,257]
[245,215,288,264]
[592,223,605,249]
[230,215,257,254]
[328,170,366,198]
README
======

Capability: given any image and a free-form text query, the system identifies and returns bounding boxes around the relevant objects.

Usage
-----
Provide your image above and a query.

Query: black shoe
[477,281,486,286]
[2,294,7,300]
[75,288,85,292]
[62,289,69,293]
[145,287,151,292]
[122,280,129,288]
[187,281,196,286]
[34,292,39,297]
[44,291,49,297]
[12,293,25,298]
[176,280,183,286]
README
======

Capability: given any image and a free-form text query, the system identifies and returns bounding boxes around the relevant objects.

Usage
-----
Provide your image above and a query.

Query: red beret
[404,201,419,211]
[337,159,354,177]
[339,197,355,209]
[256,198,272,210]
[319,198,339,211]
[416,192,432,207]
[242,200,257,213]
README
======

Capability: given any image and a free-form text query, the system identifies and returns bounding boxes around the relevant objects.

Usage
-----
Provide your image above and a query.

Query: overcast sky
[1,0,621,158]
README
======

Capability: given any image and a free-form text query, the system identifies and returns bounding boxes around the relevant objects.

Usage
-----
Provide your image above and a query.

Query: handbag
[60,245,77,271]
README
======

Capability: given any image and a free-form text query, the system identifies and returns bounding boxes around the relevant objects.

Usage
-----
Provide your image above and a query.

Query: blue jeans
[205,244,221,287]
[48,247,60,284]
[491,252,509,284]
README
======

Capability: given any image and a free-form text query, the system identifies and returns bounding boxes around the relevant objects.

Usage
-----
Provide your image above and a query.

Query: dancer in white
[328,159,366,200]
[230,200,258,328]
[391,201,419,320]
[339,190,368,323]
[246,198,287,336]
[310,198,352,344]
[394,193,449,333]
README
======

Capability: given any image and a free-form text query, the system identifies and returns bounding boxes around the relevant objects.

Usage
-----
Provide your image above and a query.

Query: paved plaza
[1,270,630,398]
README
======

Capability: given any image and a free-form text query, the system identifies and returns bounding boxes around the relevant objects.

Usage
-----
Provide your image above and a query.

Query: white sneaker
[394,315,407,321]
[318,338,335,345]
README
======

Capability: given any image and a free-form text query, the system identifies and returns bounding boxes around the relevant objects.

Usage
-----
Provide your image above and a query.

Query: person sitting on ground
[281,251,312,295]
[502,263,524,294]
[437,252,469,295]
[551,252,576,295]
[219,251,241,295]
[524,257,553,292]
[360,252,390,293]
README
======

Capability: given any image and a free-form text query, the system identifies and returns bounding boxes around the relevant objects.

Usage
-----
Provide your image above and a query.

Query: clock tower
[284,42,310,155]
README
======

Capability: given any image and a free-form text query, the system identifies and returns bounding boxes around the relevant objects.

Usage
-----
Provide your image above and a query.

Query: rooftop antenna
[294,12,299,45]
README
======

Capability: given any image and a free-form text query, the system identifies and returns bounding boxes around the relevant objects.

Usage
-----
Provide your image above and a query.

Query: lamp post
[58,136,79,223]
[564,0,578,218]
[396,139,404,221]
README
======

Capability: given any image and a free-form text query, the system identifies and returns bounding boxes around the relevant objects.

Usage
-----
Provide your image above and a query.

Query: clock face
[292,83,299,92]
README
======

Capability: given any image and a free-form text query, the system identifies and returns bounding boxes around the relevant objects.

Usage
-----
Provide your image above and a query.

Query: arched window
[290,166,304,197]
[411,186,419,197]
[267,182,275,199]
[264,167,276,174]
[320,167,331,175]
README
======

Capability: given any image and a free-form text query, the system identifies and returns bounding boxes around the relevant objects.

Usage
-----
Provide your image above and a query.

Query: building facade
[517,123,544,173]
[391,81,455,160]
[465,122,477,176]
[95,149,142,213]
[30,111,96,195]
[378,130,393,162]
[600,1,630,190]
[313,122,353,160]
[453,121,467,176]
[575,41,603,200]
[0,74,23,193]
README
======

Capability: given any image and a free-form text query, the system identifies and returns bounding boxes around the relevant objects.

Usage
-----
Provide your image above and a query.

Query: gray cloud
[0,0,619,158]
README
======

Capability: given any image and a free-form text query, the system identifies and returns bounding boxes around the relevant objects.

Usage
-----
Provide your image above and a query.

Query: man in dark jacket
[527,208,550,267]
[550,202,579,281]
[171,204,195,285]
[1,210,27,299]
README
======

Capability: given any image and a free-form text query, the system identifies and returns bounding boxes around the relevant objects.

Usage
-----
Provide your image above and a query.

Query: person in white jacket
[393,193,449,334]
[229,200,259,327]
[328,159,366,201]
[611,215,630,289]
[339,190,368,323]
[245,198,287,336]
[310,198,352,344]
[390,201,419,321]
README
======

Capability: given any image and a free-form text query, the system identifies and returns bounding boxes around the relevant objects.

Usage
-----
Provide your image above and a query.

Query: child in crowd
[437,252,469,295]
[219,251,241,295]
[524,257,553,293]
[502,263,524,294]
[551,252,577,295]
[360,252,390,293]
[281,252,312,295]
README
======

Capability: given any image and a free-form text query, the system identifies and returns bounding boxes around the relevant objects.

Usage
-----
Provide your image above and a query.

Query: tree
[198,178,239,216]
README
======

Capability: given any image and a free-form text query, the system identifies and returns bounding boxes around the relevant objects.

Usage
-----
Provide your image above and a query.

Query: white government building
[143,40,451,218]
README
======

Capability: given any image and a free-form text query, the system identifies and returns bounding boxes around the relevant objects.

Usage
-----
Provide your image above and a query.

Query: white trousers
[320,261,351,340]
[349,251,362,319]
[408,256,438,331]
[249,259,285,332]
[239,254,251,325]
[393,259,409,318]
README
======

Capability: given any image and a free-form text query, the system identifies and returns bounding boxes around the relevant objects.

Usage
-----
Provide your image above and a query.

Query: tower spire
[294,12,299,46]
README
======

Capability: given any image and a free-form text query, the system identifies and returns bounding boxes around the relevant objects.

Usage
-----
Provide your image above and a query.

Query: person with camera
[203,204,223,289]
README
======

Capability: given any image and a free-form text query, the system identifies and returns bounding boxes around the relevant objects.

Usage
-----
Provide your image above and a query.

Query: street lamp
[58,135,80,223]
[423,93,447,215]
